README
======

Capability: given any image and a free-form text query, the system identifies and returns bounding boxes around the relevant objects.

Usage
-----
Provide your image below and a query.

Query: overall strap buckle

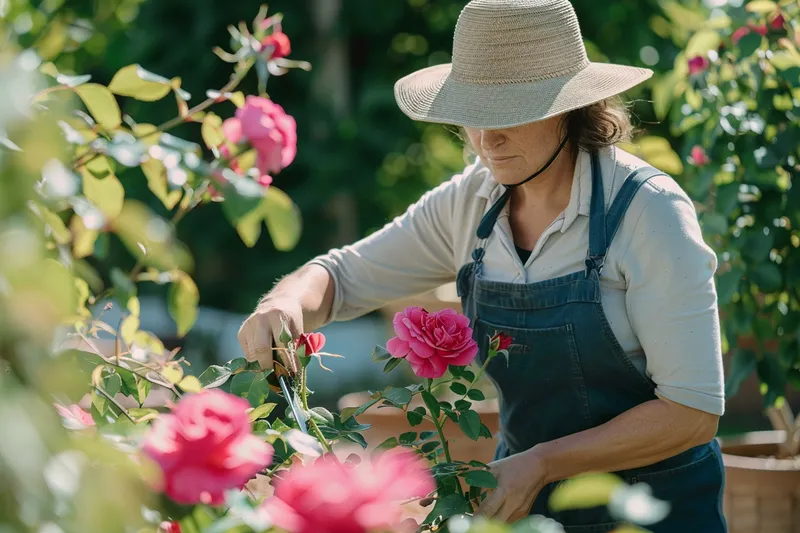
[585,255,605,277]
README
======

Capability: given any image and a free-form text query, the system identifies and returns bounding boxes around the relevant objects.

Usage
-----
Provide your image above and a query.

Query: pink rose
[260,32,291,60]
[771,12,785,31]
[222,96,297,175]
[54,403,95,429]
[261,449,434,533]
[687,55,709,75]
[690,145,710,167]
[142,389,273,505]
[386,307,478,379]
[297,332,325,356]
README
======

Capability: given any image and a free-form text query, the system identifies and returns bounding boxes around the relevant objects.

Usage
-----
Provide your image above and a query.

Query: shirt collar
[475,146,617,234]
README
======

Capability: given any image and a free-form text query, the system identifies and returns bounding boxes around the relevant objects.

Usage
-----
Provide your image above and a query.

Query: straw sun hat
[394,0,653,130]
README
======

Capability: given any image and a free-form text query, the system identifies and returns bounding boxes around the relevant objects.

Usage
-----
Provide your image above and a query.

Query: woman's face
[464,115,564,185]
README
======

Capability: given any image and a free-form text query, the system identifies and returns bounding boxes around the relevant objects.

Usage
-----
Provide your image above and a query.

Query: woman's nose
[480,129,506,151]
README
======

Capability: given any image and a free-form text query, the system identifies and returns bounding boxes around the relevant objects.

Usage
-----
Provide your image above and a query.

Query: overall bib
[456,152,727,532]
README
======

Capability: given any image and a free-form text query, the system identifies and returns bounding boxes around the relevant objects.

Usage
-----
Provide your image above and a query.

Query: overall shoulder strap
[604,166,666,250]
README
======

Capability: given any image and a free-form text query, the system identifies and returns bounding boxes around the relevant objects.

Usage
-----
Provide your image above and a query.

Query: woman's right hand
[237,295,304,372]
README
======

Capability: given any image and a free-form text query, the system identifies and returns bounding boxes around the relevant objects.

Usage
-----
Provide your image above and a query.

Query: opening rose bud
[386,306,478,379]
[296,332,325,356]
[260,31,291,60]
[490,332,513,352]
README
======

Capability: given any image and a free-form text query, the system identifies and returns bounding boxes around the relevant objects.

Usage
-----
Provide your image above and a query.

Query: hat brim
[394,62,653,129]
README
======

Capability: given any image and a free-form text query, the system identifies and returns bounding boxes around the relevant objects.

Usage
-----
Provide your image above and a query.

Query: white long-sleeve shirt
[310,145,725,416]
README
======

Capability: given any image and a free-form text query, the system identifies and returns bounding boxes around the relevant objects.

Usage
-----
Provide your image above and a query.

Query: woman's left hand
[476,448,550,523]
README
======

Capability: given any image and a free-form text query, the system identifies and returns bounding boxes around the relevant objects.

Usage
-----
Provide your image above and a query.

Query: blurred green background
[4,0,678,313]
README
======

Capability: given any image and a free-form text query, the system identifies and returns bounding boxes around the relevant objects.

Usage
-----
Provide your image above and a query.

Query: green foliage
[669,0,800,408]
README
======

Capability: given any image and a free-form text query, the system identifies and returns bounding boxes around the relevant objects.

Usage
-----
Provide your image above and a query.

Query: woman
[238,0,727,530]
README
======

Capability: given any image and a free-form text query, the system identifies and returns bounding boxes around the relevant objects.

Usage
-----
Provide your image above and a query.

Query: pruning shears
[268,340,309,435]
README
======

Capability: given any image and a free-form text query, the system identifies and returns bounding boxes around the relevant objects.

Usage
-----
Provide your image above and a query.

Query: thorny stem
[298,366,333,454]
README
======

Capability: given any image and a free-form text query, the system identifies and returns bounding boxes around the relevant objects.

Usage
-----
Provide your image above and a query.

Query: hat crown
[452,0,589,84]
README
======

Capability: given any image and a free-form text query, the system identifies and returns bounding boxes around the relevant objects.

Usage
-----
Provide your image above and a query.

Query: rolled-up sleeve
[309,164,477,324]
[620,178,725,416]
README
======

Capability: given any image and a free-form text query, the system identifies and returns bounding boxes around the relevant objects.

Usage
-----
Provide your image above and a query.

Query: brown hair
[560,96,634,153]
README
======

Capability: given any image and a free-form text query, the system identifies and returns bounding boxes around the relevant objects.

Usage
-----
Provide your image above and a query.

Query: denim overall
[456,152,727,532]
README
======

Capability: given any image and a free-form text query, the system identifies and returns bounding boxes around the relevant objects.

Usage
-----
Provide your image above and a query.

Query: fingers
[270,312,302,374]
[476,488,504,518]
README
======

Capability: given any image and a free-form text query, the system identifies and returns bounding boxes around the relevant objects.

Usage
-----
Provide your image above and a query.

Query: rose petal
[386,337,410,358]
[221,117,243,145]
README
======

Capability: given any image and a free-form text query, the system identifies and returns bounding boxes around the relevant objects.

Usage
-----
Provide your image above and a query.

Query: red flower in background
[770,12,786,31]
[261,449,434,533]
[260,31,292,60]
[142,390,273,505]
[297,332,326,356]
[690,146,711,167]
[688,55,710,75]
[386,307,478,379]
[158,522,181,533]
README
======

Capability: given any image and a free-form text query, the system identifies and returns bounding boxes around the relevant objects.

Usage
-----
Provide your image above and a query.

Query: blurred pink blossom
[262,449,434,533]
[222,96,297,176]
[54,403,95,429]
[688,55,710,75]
[142,389,273,505]
[690,146,711,167]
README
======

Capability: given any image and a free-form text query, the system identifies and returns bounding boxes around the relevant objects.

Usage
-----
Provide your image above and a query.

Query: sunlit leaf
[133,124,161,146]
[202,113,225,149]
[550,474,624,511]
[74,84,122,130]
[263,186,302,251]
[178,375,203,393]
[113,201,193,272]
[57,73,92,87]
[685,30,721,57]
[162,364,184,384]
[141,159,182,210]
[382,387,412,407]
[248,403,277,422]
[109,64,173,101]
[771,51,800,71]
[168,272,199,337]
[120,315,139,345]
[81,169,124,219]
[199,365,233,388]
[619,136,684,175]
[745,0,778,13]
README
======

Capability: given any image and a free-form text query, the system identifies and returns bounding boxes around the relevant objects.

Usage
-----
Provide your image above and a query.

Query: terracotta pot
[720,431,800,533]
[336,391,499,464]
